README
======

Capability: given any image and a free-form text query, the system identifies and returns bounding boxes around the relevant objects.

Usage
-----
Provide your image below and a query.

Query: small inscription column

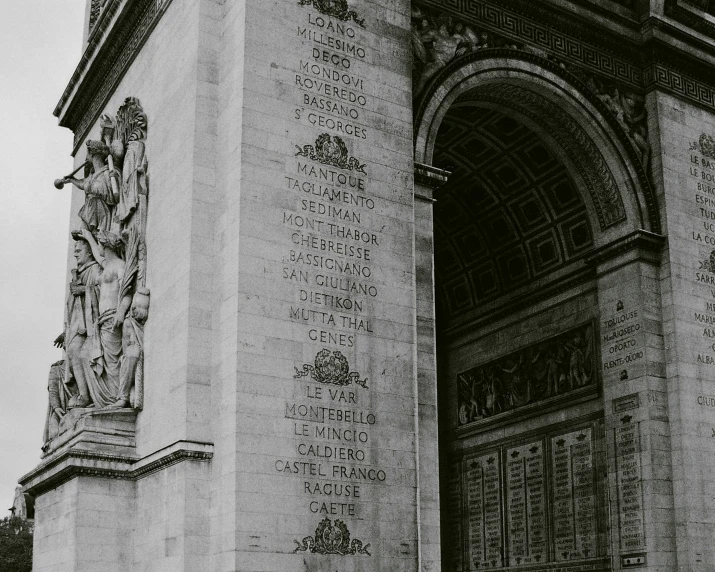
[447,461,463,571]
[615,418,645,552]
[551,428,598,561]
[687,142,715,365]
[601,304,644,383]
[464,452,503,569]
[484,455,504,568]
[505,442,547,566]
[552,434,575,561]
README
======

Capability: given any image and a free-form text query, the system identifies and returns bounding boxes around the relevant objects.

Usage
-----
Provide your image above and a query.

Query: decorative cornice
[414,162,450,189]
[642,38,715,112]
[19,440,213,496]
[415,0,715,115]
[55,0,174,153]
[441,263,597,341]
[88,0,121,41]
[585,230,666,267]
[664,0,715,41]
[55,0,125,119]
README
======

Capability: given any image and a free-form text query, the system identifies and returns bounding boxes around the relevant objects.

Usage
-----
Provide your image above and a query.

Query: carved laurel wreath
[699,249,715,274]
[294,349,368,388]
[696,133,715,160]
[294,517,371,555]
[295,133,367,174]
[297,0,365,28]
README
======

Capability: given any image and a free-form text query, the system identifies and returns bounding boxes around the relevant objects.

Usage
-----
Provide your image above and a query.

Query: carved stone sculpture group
[44,97,150,449]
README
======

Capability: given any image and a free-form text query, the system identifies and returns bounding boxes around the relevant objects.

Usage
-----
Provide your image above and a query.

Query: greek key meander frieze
[457,323,595,426]
[414,0,641,87]
[412,5,651,176]
[61,0,715,160]
[414,0,715,115]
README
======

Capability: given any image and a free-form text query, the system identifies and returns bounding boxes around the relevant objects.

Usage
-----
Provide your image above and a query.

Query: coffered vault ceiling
[433,104,594,329]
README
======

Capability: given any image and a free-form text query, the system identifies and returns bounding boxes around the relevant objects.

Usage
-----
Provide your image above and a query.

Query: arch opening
[419,56,660,572]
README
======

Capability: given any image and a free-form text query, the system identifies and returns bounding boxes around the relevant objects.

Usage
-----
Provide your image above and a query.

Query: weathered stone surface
[22,1,715,572]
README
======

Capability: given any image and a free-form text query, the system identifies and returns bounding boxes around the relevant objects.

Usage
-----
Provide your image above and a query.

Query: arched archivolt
[415,51,660,241]
[415,52,661,330]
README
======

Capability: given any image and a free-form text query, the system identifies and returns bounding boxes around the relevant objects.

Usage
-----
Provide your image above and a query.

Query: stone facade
[19,0,715,571]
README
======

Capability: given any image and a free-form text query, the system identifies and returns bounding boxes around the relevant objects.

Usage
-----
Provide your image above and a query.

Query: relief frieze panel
[457,323,596,427]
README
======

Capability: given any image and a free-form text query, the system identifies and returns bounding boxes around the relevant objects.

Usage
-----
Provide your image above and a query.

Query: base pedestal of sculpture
[41,409,137,458]
[21,414,213,572]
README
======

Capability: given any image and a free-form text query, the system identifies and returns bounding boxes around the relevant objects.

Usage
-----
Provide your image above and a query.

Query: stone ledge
[54,0,175,152]
[42,408,138,458]
[414,162,451,194]
[19,440,213,497]
[586,230,667,270]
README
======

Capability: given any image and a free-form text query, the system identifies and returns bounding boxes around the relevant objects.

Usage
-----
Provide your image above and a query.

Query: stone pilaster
[414,163,449,572]
[589,231,675,572]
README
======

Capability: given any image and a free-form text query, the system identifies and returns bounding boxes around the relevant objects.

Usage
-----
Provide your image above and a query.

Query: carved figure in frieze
[70,229,132,409]
[620,92,650,169]
[453,23,489,57]
[458,371,480,423]
[500,353,531,408]
[482,366,504,416]
[53,235,101,409]
[59,139,120,233]
[456,324,595,425]
[50,97,150,419]
[585,75,651,169]
[42,359,70,449]
[566,333,590,388]
[411,7,520,98]
[412,15,463,96]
